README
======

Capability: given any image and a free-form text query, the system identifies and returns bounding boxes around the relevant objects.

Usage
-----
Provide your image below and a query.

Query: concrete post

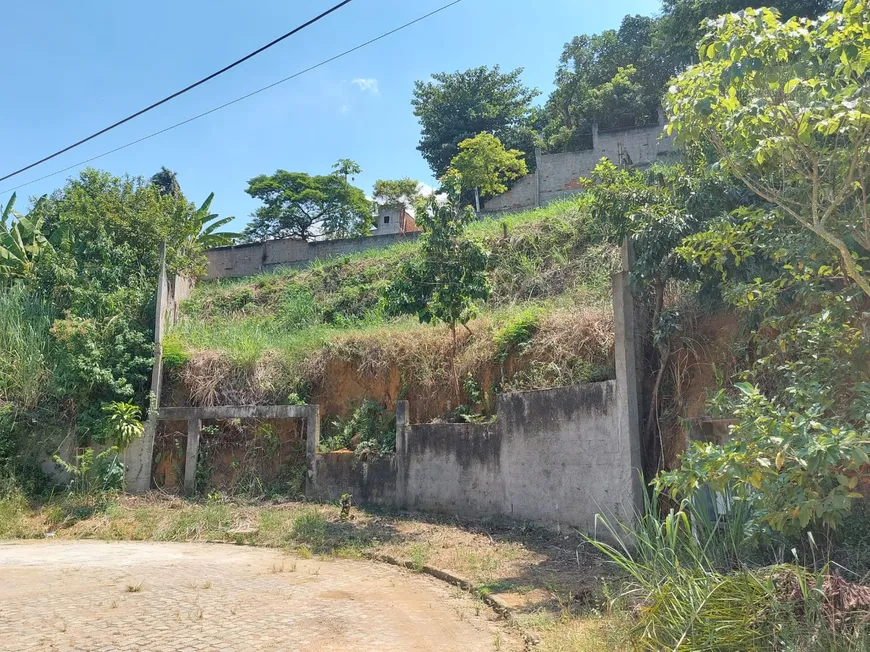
[591,123,599,150]
[612,241,644,519]
[395,400,410,509]
[305,404,321,496]
[533,147,542,208]
[125,243,167,493]
[183,418,201,496]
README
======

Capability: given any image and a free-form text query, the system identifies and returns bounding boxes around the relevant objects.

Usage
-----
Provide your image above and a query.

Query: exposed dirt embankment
[166,306,615,425]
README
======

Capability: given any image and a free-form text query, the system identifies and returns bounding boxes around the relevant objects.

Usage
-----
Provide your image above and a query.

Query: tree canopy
[372,178,421,211]
[412,66,539,177]
[448,133,528,211]
[539,0,834,152]
[243,162,373,242]
[666,2,870,296]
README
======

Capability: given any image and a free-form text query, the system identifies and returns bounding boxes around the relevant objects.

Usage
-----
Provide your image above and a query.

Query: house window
[383,215,391,224]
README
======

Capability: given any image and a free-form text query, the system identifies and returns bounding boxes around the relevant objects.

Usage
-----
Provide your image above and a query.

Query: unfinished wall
[204,232,420,280]
[310,260,643,533]
[311,382,638,531]
[484,121,676,213]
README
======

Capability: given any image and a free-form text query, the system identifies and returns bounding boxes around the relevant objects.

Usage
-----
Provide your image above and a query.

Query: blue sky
[1,0,660,231]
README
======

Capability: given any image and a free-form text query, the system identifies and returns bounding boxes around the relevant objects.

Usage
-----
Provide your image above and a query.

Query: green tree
[412,66,539,177]
[372,178,421,211]
[387,177,490,399]
[543,15,672,151]
[175,192,239,258]
[243,162,373,242]
[150,166,181,197]
[332,158,362,182]
[448,133,528,212]
[657,0,832,69]
[666,2,870,297]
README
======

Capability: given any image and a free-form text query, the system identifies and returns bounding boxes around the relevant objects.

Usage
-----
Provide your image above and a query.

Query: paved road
[0,541,517,652]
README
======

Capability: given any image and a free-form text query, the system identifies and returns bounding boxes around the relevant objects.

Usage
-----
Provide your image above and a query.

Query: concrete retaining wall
[485,121,676,213]
[308,262,643,533]
[204,232,420,280]
[310,382,637,531]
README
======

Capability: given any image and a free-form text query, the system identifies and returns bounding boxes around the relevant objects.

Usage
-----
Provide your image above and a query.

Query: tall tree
[243,162,373,242]
[657,0,832,69]
[448,133,528,212]
[543,15,672,152]
[412,66,539,177]
[150,166,181,197]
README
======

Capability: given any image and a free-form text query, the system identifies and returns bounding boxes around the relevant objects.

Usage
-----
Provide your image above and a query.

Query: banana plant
[0,193,52,281]
[185,192,239,250]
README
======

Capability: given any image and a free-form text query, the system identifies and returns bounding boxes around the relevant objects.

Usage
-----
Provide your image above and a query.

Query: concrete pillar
[395,400,410,509]
[592,123,599,150]
[305,404,321,496]
[612,241,644,519]
[183,418,201,496]
[125,243,167,493]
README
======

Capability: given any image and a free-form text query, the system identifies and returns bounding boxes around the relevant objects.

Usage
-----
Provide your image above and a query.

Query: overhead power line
[0,0,354,183]
[0,0,464,197]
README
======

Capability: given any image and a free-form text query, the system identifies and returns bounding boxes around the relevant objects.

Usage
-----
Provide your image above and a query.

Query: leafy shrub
[320,400,395,455]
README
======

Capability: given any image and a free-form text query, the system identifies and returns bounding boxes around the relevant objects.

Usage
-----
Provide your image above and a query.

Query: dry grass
[175,304,615,423]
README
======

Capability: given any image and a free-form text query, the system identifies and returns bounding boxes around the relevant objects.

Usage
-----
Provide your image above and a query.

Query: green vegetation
[448,133,528,212]
[242,160,372,242]
[167,195,618,417]
[0,168,232,489]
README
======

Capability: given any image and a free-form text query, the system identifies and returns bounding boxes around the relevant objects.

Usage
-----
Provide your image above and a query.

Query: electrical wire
[0,0,354,183]
[0,0,464,197]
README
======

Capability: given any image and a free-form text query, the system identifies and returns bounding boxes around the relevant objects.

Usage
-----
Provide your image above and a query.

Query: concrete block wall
[484,121,676,213]
[204,232,420,280]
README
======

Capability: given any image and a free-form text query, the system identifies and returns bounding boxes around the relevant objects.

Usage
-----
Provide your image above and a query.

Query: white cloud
[351,78,379,94]
[417,182,435,197]
[339,104,350,115]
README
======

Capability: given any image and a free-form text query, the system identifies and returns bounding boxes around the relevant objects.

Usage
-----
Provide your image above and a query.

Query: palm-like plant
[190,193,239,248]
[0,193,52,281]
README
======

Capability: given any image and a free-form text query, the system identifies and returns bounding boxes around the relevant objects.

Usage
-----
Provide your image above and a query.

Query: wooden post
[183,418,202,496]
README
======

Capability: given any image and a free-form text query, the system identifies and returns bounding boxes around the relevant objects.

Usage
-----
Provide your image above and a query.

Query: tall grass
[590,488,870,651]
[0,284,57,411]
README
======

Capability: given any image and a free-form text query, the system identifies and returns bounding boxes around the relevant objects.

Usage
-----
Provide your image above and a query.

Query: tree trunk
[474,188,481,214]
[644,276,667,474]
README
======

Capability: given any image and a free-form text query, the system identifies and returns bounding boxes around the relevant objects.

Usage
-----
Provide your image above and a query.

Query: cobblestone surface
[0,541,518,651]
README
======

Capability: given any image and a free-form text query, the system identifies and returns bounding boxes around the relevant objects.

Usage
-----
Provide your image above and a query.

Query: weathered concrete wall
[309,265,643,532]
[204,232,420,280]
[485,121,676,213]
[311,381,638,532]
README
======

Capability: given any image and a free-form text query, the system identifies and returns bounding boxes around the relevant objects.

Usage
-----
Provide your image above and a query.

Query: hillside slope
[167,198,618,424]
